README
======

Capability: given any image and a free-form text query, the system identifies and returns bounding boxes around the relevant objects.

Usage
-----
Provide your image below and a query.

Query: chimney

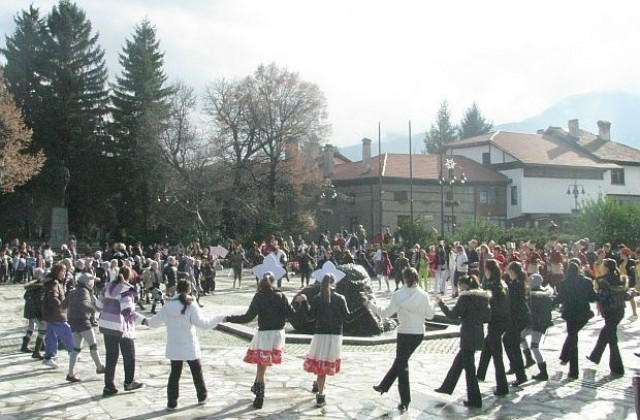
[323,144,335,178]
[568,119,579,139]
[597,120,611,141]
[361,138,372,174]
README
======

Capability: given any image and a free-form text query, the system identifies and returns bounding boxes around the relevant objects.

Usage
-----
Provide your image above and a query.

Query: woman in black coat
[476,259,510,396]
[555,259,597,379]
[434,275,491,409]
[503,261,531,386]
[586,258,626,375]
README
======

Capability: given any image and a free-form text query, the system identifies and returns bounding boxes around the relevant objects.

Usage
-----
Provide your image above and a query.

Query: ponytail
[321,274,334,304]
[176,279,193,314]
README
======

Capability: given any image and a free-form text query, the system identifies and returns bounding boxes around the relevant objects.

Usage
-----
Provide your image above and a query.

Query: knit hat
[32,267,46,280]
[77,272,95,286]
[529,273,543,289]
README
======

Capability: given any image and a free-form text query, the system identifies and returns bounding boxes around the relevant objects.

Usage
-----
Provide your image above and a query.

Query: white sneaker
[629,315,638,322]
[43,358,59,369]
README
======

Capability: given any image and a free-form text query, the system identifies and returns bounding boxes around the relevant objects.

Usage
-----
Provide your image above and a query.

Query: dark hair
[258,272,276,293]
[117,266,131,284]
[566,261,580,279]
[484,259,504,292]
[485,259,501,281]
[403,267,419,287]
[603,258,622,285]
[321,274,334,303]
[176,279,193,314]
[458,274,479,290]
[507,261,525,282]
[49,263,66,281]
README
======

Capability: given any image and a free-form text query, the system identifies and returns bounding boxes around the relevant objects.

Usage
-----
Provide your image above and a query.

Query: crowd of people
[2,229,639,412]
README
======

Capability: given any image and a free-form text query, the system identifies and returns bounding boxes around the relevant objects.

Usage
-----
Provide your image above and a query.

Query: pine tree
[0,70,46,193]
[458,102,493,140]
[41,0,109,164]
[1,5,47,130]
[423,100,458,154]
[111,19,173,238]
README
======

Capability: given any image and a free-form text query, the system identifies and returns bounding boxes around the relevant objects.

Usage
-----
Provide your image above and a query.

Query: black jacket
[301,291,359,335]
[483,276,510,327]
[439,289,491,351]
[226,289,293,331]
[23,280,44,320]
[596,273,626,320]
[528,286,554,332]
[507,278,531,327]
[555,273,597,323]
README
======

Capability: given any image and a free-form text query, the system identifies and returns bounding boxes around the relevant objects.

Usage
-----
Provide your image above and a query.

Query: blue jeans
[44,321,73,359]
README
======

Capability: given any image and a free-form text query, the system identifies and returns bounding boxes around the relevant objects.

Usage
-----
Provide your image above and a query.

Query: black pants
[477,323,508,392]
[504,321,527,382]
[560,319,588,377]
[438,348,482,405]
[378,333,422,406]
[103,334,136,390]
[168,359,207,408]
[588,313,624,374]
[300,270,311,287]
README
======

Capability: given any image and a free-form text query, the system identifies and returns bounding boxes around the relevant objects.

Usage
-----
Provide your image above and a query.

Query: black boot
[31,337,44,360]
[253,382,264,409]
[523,349,535,368]
[151,304,156,315]
[532,362,548,381]
[21,335,32,353]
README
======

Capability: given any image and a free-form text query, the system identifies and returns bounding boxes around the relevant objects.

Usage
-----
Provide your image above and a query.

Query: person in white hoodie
[366,267,435,413]
[146,279,226,411]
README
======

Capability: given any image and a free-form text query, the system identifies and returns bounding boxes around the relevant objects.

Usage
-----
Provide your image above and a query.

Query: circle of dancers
[7,235,639,413]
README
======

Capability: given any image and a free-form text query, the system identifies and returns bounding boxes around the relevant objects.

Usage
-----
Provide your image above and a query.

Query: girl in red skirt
[299,273,362,407]
[226,272,303,408]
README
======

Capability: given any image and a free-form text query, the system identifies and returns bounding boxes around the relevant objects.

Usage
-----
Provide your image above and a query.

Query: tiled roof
[546,127,640,164]
[331,153,508,183]
[448,131,619,169]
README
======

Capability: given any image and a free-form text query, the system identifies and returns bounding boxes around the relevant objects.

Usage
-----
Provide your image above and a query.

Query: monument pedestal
[49,207,69,249]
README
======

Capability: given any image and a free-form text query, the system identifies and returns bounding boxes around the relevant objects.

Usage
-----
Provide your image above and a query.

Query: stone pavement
[0,271,638,420]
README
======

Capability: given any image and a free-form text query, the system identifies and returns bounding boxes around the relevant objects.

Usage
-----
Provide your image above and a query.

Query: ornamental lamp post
[439,158,467,237]
[567,181,585,213]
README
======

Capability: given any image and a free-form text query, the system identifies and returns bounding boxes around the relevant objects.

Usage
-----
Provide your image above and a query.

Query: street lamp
[439,158,467,237]
[566,182,585,213]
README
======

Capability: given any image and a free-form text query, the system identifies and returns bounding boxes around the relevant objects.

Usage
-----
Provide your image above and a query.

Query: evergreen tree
[1,5,47,130]
[41,0,109,230]
[111,19,173,238]
[423,100,458,154]
[458,102,493,140]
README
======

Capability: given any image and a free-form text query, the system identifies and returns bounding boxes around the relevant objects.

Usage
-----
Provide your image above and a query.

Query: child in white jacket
[146,279,225,411]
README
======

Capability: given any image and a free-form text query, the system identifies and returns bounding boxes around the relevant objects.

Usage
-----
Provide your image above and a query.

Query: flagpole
[378,122,383,246]
[409,120,414,245]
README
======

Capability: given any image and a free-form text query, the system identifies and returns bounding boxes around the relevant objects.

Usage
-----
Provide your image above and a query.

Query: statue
[53,163,70,207]
[289,263,397,336]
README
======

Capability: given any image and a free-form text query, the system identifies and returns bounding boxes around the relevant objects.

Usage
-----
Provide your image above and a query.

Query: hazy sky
[2,0,640,147]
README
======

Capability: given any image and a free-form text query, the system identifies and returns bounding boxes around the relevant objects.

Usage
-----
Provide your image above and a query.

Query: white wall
[449,143,517,165]
[605,165,640,196]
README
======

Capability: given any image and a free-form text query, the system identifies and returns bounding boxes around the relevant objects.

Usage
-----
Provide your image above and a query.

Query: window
[510,186,518,205]
[482,152,491,166]
[611,169,625,185]
[394,191,408,202]
[479,191,488,204]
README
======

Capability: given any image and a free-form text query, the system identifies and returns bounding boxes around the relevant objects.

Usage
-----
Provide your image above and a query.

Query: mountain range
[337,91,640,161]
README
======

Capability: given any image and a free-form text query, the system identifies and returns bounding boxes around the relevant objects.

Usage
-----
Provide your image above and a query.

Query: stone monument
[48,164,70,248]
